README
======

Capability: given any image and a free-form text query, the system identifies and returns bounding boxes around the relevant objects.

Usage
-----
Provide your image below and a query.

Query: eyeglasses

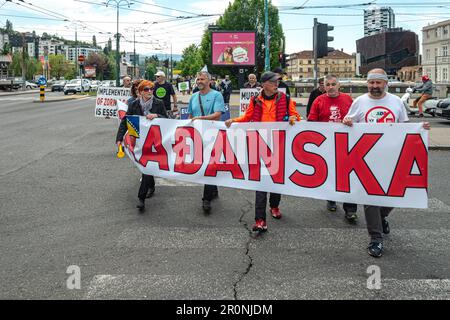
[143,87,153,92]
[325,82,337,87]
[155,76,161,78]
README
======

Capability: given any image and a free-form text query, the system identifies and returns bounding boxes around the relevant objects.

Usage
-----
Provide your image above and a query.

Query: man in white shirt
[343,68,430,258]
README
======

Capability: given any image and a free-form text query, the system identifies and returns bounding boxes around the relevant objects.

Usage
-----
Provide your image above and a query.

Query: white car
[64,79,91,95]
[90,80,101,92]
[25,81,38,89]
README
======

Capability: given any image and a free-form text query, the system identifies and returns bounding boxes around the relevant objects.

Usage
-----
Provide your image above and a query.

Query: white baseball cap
[155,71,166,77]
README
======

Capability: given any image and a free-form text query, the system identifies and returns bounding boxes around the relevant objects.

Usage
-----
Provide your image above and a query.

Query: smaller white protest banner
[178,81,190,92]
[95,87,131,118]
[239,88,287,115]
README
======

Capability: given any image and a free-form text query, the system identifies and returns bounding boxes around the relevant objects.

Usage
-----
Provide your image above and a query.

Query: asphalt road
[0,95,449,301]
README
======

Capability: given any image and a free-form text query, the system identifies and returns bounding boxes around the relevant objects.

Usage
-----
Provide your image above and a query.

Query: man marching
[225,71,301,232]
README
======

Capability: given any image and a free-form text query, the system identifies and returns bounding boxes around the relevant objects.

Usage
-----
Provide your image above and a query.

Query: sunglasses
[143,87,153,92]
[156,76,161,78]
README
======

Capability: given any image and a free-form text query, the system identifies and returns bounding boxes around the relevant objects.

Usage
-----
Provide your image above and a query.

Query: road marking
[84,275,449,299]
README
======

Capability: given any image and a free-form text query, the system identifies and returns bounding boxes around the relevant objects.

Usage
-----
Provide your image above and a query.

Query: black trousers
[203,185,218,201]
[223,93,230,104]
[255,191,281,220]
[343,202,357,213]
[138,174,155,200]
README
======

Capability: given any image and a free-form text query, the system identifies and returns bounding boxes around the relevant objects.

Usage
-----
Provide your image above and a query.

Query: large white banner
[121,118,429,208]
[95,87,131,118]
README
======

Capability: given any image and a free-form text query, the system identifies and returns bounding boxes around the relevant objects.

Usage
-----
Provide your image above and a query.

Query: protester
[220,75,232,104]
[244,74,261,88]
[188,71,226,212]
[116,80,168,211]
[308,74,358,222]
[272,67,291,98]
[127,79,142,105]
[343,68,430,257]
[306,77,326,118]
[225,71,301,232]
[412,75,433,117]
[154,71,178,117]
[122,75,132,88]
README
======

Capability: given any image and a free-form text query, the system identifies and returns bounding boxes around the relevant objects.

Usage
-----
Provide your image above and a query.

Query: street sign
[78,55,85,62]
[37,76,47,86]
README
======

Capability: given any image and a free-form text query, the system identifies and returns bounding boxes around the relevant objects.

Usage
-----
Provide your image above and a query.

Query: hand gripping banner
[121,117,429,208]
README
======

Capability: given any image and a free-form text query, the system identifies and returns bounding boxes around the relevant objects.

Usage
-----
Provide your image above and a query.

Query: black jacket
[116,97,168,142]
[278,80,290,97]
[306,88,325,118]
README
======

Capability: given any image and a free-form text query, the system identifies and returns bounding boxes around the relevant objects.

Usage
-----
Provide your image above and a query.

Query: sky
[1,0,450,56]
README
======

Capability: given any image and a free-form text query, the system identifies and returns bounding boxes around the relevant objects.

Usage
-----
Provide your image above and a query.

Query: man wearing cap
[188,71,226,213]
[154,71,178,117]
[343,68,430,258]
[272,67,291,98]
[308,74,357,221]
[306,77,326,118]
[225,71,301,232]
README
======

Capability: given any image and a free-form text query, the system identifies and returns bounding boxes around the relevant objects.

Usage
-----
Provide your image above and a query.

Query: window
[426,49,430,60]
[435,48,438,58]
[443,68,448,81]
[308,60,312,64]
[300,68,303,72]
[444,27,449,36]
[443,45,448,56]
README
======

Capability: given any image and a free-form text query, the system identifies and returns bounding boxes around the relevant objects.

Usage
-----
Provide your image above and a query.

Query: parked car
[25,81,38,89]
[436,98,450,120]
[90,80,101,92]
[64,79,91,95]
[51,80,67,92]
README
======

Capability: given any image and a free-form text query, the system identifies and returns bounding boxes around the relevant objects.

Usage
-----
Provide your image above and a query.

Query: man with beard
[343,68,430,257]
[188,71,226,212]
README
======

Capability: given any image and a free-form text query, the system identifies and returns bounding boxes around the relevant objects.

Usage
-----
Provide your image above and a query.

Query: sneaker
[327,201,337,212]
[146,187,155,198]
[252,219,267,232]
[382,218,390,234]
[367,242,383,257]
[270,207,282,219]
[202,199,211,212]
[344,211,358,224]
[136,198,145,210]
[418,113,424,118]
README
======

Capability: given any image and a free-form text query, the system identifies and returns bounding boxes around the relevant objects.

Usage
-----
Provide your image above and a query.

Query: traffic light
[163,59,169,68]
[278,53,288,68]
[313,18,334,58]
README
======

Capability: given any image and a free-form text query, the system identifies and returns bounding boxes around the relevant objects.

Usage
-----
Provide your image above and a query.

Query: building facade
[356,28,419,76]
[286,50,356,81]
[364,6,395,37]
[422,19,450,83]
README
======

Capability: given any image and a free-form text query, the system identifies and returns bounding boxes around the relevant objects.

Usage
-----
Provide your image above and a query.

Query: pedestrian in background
[272,67,291,98]
[306,77,326,118]
[154,71,178,117]
[220,75,232,104]
[244,74,261,88]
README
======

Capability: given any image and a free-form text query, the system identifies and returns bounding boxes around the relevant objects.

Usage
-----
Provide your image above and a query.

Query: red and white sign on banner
[121,119,429,208]
[94,87,131,118]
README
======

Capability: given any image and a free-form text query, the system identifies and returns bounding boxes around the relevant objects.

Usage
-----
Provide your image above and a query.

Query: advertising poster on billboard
[212,32,256,66]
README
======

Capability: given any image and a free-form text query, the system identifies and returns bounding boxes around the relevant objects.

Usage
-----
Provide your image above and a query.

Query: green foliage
[178,44,203,77]
[49,54,72,79]
[198,0,284,79]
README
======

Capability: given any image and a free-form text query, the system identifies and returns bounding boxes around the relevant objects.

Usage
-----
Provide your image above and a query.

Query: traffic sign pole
[40,85,45,102]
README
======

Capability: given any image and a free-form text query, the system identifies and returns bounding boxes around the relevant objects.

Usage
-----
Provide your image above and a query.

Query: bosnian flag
[117,99,128,121]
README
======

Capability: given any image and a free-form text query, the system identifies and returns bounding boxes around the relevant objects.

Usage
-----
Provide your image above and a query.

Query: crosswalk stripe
[84,274,450,299]
[116,226,449,250]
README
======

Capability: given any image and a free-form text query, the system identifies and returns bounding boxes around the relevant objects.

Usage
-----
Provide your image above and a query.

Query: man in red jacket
[308,74,358,223]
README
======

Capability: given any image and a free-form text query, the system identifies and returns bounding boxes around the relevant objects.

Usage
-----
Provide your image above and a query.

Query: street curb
[0,90,47,97]
[429,145,450,150]
[32,96,90,103]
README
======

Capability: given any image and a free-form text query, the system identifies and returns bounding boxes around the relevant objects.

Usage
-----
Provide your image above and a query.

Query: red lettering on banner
[247,130,285,184]
[173,127,203,175]
[387,134,428,197]
[138,125,169,170]
[205,130,244,179]
[335,133,385,195]
[289,131,328,188]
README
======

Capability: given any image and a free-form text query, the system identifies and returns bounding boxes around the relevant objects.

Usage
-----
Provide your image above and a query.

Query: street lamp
[105,0,133,87]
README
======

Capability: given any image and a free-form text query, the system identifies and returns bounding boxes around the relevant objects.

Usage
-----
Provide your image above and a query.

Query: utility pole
[264,0,270,71]
[313,18,318,88]
[133,28,136,79]
[106,0,132,87]
[75,23,78,79]
[21,33,26,91]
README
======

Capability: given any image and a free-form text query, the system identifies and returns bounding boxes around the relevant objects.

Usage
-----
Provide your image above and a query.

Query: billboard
[212,32,256,66]
[84,66,96,78]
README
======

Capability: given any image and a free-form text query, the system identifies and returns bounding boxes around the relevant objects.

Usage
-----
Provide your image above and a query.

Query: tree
[5,20,13,34]
[49,54,70,79]
[92,35,97,48]
[86,52,110,80]
[198,0,284,78]
[178,44,203,77]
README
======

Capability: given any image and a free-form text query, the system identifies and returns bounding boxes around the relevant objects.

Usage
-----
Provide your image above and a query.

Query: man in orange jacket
[225,71,301,232]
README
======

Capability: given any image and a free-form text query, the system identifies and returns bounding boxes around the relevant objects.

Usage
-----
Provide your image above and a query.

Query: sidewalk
[177,92,450,150]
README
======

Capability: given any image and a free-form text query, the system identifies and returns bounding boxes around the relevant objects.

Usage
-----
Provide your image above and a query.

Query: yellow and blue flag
[126,115,140,138]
